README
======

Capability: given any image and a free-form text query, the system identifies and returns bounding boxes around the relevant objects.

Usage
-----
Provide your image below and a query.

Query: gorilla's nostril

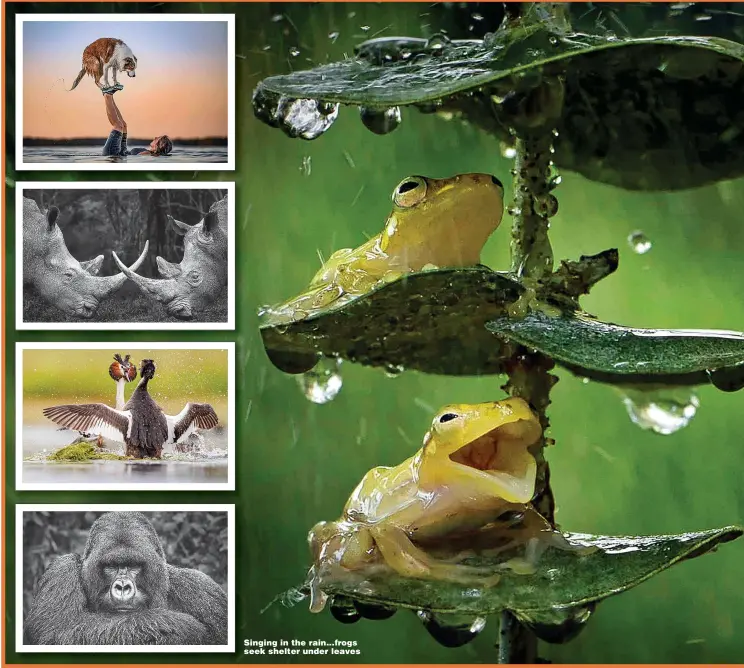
[491,175,503,188]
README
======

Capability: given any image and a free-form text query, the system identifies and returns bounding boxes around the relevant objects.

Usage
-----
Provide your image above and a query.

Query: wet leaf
[487,309,744,389]
[260,268,524,376]
[254,29,744,190]
[308,527,742,627]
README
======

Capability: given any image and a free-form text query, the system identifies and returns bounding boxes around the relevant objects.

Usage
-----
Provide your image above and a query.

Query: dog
[69,38,137,91]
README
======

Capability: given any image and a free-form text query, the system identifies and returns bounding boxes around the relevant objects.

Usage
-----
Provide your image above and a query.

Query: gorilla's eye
[438,413,459,424]
[393,176,427,209]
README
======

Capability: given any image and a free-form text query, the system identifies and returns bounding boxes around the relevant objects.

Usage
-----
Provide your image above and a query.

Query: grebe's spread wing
[43,404,130,442]
[167,403,219,443]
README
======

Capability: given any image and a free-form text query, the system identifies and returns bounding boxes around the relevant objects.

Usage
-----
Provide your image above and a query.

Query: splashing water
[620,387,700,435]
[628,231,652,254]
[300,155,312,176]
[359,106,402,135]
[298,357,343,404]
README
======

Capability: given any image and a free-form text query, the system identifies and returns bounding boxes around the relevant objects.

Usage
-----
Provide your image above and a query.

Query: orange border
[0,1,735,668]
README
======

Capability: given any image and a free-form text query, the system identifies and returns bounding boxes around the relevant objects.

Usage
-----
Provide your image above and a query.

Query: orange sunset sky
[23,20,229,140]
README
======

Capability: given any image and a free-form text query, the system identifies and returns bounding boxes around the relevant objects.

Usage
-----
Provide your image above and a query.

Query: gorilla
[24,512,228,645]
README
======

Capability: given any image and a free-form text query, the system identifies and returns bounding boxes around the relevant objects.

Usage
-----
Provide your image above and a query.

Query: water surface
[23,145,228,164]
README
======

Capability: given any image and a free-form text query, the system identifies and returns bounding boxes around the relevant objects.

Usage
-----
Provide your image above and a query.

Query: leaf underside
[256,31,744,190]
[260,268,524,376]
[487,309,744,388]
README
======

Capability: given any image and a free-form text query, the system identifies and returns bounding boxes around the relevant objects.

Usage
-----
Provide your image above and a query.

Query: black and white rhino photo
[19,186,233,327]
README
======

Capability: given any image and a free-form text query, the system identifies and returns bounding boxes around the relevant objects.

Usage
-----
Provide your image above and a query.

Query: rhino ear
[167,214,192,236]
[47,206,60,230]
[156,256,182,279]
[80,255,104,275]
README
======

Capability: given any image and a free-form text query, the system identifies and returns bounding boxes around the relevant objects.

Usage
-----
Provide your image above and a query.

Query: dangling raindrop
[628,230,652,254]
[619,387,700,435]
[359,106,402,135]
[329,596,361,624]
[706,364,744,392]
[417,611,487,648]
[273,97,340,140]
[384,363,405,378]
[549,174,562,190]
[298,357,343,404]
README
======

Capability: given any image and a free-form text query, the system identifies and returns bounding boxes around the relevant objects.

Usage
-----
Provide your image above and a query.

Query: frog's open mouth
[449,419,539,503]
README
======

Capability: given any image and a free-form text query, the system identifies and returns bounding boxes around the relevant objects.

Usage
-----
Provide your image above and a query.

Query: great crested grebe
[109,353,137,410]
[43,359,219,459]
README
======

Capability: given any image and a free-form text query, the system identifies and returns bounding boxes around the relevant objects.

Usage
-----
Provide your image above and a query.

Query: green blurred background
[6,1,744,664]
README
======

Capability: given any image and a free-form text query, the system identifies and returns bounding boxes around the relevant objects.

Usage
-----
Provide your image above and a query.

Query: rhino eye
[187,271,202,286]
[63,269,76,282]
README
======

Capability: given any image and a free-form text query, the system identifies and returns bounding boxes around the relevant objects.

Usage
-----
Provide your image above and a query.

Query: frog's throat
[448,420,538,504]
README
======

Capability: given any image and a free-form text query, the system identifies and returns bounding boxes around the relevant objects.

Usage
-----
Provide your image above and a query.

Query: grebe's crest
[140,358,157,379]
[109,353,137,382]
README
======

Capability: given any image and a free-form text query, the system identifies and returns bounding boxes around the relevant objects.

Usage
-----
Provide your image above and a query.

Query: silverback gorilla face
[81,512,165,613]
[24,511,228,646]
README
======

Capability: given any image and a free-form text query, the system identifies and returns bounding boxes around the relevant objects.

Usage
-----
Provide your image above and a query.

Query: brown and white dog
[69,38,137,91]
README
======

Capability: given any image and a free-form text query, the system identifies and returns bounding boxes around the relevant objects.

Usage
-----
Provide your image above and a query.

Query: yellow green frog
[270,173,505,318]
[306,397,554,612]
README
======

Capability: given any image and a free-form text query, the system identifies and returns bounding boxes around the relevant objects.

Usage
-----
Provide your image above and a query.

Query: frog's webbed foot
[371,525,502,587]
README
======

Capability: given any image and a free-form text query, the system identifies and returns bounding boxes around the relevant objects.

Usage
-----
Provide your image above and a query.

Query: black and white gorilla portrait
[23,511,229,646]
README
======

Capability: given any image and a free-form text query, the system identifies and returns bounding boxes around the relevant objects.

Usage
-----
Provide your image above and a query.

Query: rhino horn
[156,256,182,279]
[47,206,60,231]
[167,214,192,236]
[80,255,104,275]
[113,248,178,304]
[203,209,219,237]
[91,240,150,299]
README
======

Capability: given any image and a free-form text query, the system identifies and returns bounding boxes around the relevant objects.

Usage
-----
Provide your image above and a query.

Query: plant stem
[500,89,563,665]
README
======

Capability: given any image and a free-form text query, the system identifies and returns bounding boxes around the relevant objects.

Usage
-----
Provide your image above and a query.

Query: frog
[306,397,557,613]
[269,173,505,319]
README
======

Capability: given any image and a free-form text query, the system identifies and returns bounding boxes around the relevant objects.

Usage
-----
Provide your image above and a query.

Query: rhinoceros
[22,196,149,319]
[113,195,228,320]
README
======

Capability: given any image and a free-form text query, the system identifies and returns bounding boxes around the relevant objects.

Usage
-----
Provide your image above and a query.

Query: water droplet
[298,357,343,404]
[628,231,652,254]
[417,611,486,648]
[507,205,522,217]
[271,13,283,22]
[329,597,361,624]
[500,142,517,159]
[472,13,484,21]
[620,387,700,435]
[384,364,405,378]
[275,97,340,140]
[299,155,312,176]
[289,46,300,57]
[328,31,340,42]
[549,36,559,45]
[549,174,562,190]
[360,25,371,32]
[359,106,402,135]
[694,12,713,21]
[262,45,272,52]
[706,365,744,392]
[426,33,451,54]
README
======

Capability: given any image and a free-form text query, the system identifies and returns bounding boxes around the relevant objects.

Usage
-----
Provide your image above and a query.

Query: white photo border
[15,503,236,653]
[15,341,236,492]
[15,13,236,171]
[15,181,236,331]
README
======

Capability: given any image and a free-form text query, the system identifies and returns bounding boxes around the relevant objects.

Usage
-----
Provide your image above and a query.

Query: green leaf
[254,30,744,190]
[308,527,742,627]
[487,309,744,390]
[260,268,524,376]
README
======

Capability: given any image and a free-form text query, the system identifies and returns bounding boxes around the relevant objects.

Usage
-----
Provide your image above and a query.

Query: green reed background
[6,2,744,664]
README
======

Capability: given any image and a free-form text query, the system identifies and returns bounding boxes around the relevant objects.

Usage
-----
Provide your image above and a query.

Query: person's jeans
[102,130,127,156]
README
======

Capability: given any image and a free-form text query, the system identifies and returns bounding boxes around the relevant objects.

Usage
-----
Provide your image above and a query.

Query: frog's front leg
[370,525,501,586]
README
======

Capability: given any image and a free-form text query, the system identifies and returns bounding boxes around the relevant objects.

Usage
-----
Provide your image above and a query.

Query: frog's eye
[438,413,459,424]
[393,176,427,208]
